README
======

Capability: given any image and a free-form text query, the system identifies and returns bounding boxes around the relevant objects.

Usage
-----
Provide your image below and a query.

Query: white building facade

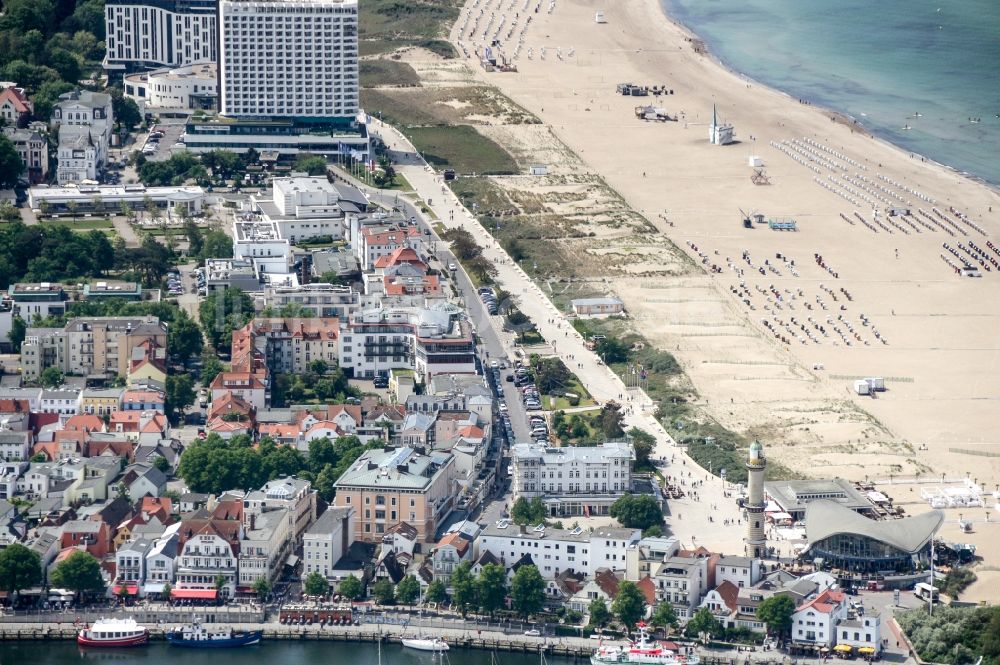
[218,0,359,119]
[104,0,217,74]
[511,441,634,517]
[303,507,353,581]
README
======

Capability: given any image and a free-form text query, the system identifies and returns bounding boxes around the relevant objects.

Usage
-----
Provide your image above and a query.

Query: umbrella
[858,647,876,655]
[834,645,853,653]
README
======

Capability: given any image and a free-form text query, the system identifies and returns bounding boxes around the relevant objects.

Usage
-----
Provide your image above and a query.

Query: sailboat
[401,635,450,651]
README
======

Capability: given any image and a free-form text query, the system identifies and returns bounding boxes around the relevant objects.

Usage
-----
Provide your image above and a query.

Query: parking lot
[140,121,188,162]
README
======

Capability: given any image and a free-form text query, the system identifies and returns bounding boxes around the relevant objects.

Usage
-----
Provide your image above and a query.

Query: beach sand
[437,0,1000,591]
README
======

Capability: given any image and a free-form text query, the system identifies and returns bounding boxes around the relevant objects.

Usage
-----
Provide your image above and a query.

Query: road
[363,189,532,444]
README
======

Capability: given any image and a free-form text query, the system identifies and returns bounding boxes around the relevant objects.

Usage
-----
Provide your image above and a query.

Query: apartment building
[124,62,218,111]
[303,506,354,581]
[510,441,634,517]
[20,316,167,381]
[241,317,340,375]
[653,555,709,618]
[242,476,317,541]
[104,0,217,74]
[333,446,457,544]
[238,508,291,587]
[256,283,361,319]
[338,304,476,382]
[219,0,359,119]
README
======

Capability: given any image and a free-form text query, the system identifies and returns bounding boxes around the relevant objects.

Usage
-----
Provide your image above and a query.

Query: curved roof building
[804,500,943,575]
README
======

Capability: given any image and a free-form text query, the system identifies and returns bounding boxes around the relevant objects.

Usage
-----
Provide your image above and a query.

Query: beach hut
[748,155,763,167]
[529,164,548,176]
[595,10,606,23]
[853,380,870,395]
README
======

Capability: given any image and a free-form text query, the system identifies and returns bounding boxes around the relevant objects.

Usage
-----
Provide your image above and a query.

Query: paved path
[359,121,750,554]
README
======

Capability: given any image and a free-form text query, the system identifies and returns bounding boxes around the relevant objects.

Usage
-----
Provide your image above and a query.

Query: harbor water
[0,641,580,665]
[660,0,1000,185]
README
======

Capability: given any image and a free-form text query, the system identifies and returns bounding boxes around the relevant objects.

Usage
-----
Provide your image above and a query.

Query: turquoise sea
[660,0,1000,185]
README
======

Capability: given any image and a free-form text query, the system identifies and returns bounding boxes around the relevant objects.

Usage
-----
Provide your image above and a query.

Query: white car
[524,629,541,637]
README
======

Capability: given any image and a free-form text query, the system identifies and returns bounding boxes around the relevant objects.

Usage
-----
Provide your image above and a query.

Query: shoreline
[653,0,1000,192]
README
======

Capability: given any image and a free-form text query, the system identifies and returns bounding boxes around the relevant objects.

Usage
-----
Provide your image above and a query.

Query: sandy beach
[361,0,1000,597]
[445,0,1000,481]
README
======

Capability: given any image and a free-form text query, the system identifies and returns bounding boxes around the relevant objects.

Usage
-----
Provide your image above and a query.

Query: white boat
[590,623,697,665]
[77,617,149,648]
[402,636,450,652]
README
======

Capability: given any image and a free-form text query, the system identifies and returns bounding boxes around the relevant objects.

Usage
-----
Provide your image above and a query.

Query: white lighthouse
[745,439,767,558]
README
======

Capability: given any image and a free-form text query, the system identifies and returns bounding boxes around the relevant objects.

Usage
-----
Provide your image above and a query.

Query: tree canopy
[0,222,116,287]
[396,575,421,605]
[199,288,254,352]
[510,496,546,525]
[756,595,795,637]
[612,580,647,630]
[451,561,478,616]
[50,550,104,597]
[610,494,664,531]
[304,571,330,597]
[425,579,447,605]
[510,564,545,617]
[339,574,363,601]
[0,543,42,595]
[372,578,395,605]
[477,563,508,616]
[685,607,724,640]
[588,597,611,628]
[0,135,24,188]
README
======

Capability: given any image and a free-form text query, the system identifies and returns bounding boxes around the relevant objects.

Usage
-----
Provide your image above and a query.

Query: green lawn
[361,59,421,88]
[543,376,596,411]
[405,126,519,175]
[41,218,114,231]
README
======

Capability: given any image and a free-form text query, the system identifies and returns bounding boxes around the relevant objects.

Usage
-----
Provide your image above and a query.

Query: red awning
[170,589,218,600]
[112,585,139,595]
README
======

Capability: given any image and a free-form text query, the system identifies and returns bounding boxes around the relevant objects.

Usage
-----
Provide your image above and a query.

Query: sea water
[661,0,1000,186]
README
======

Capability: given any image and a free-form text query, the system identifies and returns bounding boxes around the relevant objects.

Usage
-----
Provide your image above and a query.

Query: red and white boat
[77,618,150,647]
[591,623,697,665]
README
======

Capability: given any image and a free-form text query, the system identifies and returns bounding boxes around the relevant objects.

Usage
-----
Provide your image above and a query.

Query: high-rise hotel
[218,0,360,119]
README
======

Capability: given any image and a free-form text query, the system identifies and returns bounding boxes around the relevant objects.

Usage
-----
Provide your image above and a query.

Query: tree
[628,427,656,469]
[0,543,41,596]
[600,401,626,439]
[39,365,63,388]
[425,579,447,605]
[152,455,170,473]
[477,563,508,616]
[295,153,329,176]
[251,577,271,601]
[199,288,254,352]
[396,575,421,606]
[466,255,497,284]
[510,496,547,525]
[756,595,795,638]
[110,88,142,130]
[165,373,196,422]
[372,578,396,605]
[304,572,330,597]
[642,525,664,538]
[50,550,104,599]
[612,580,646,630]
[200,229,234,259]
[610,494,663,531]
[0,200,21,222]
[214,574,227,597]
[651,603,679,632]
[595,337,629,364]
[8,316,26,352]
[510,564,545,618]
[184,217,203,256]
[685,607,723,640]
[451,561,477,616]
[588,597,611,628]
[309,359,329,375]
[534,357,571,394]
[201,351,225,387]
[0,135,23,189]
[339,574,363,601]
[168,313,204,363]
